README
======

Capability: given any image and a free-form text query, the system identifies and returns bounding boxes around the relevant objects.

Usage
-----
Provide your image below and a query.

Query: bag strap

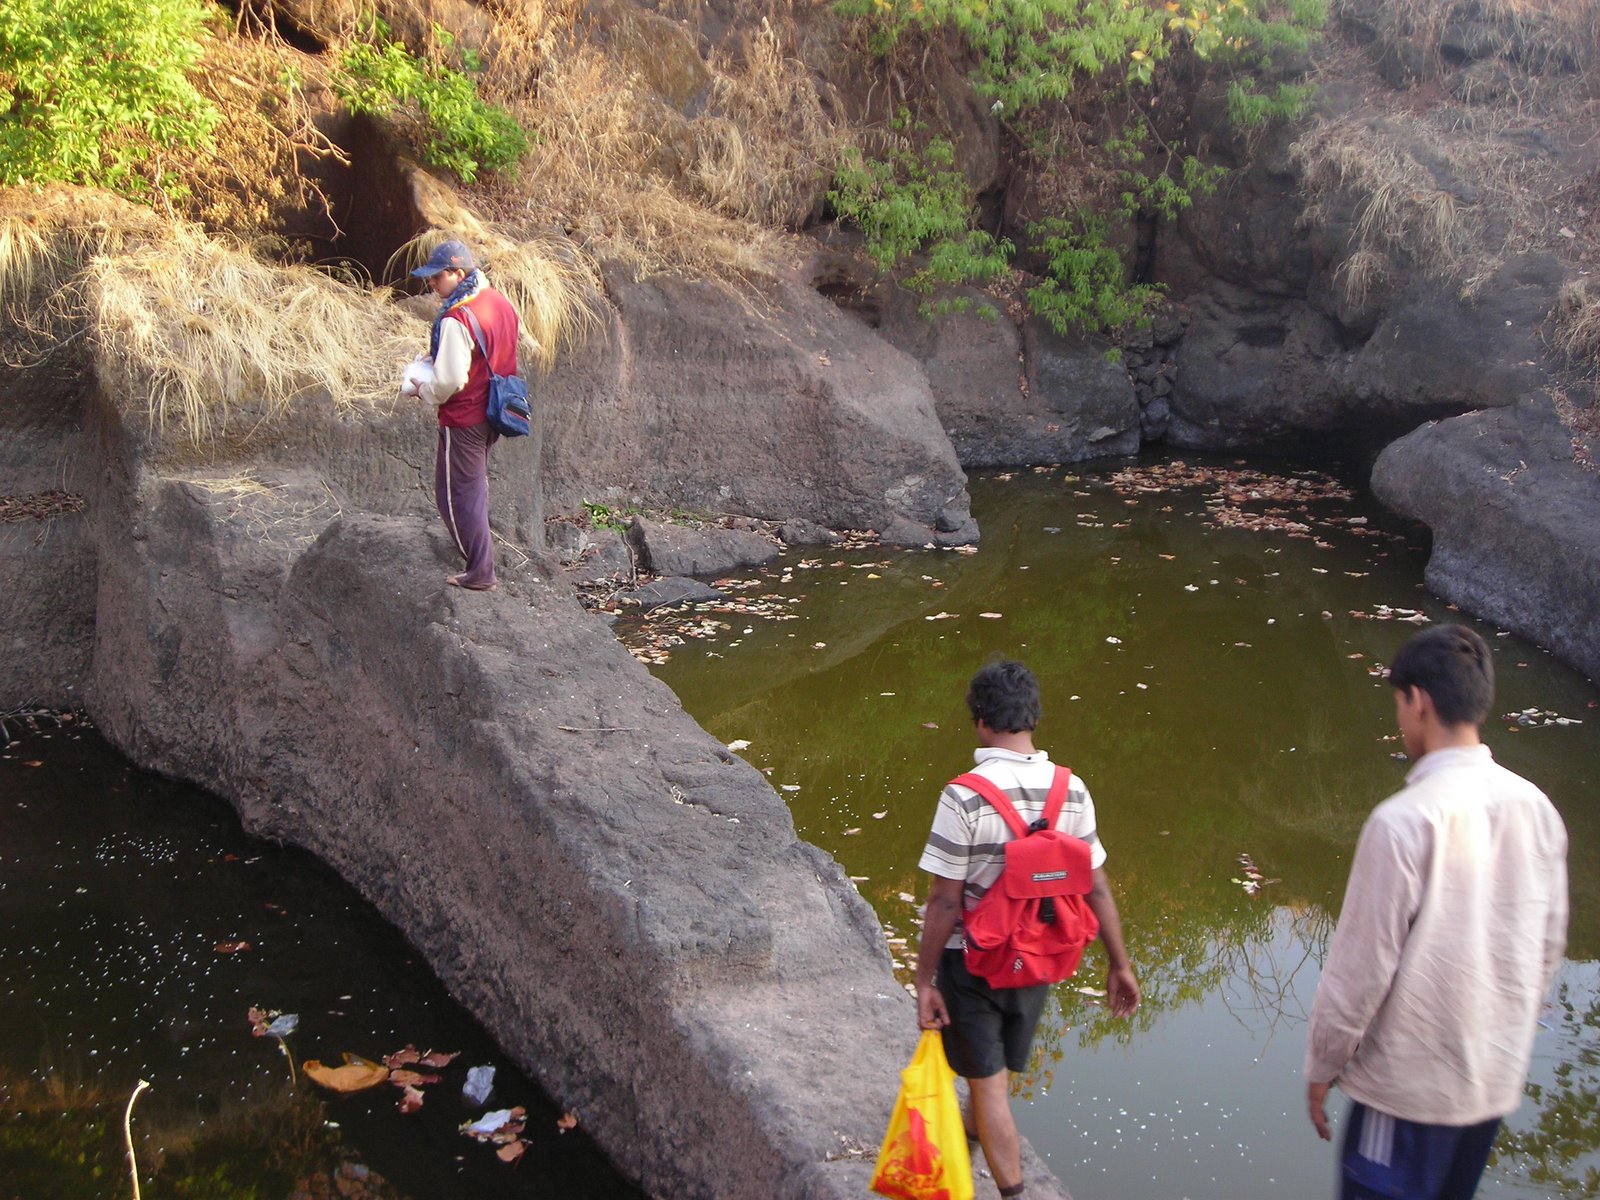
[949,766,1072,842]
[459,305,490,362]
[1040,765,1073,828]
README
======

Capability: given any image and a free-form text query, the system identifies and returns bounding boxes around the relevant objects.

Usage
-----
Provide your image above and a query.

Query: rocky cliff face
[0,353,1073,1198]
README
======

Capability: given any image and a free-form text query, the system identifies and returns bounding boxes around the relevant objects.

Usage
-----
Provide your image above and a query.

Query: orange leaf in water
[557,1111,579,1132]
[419,1049,460,1069]
[304,1055,389,1094]
[214,940,252,954]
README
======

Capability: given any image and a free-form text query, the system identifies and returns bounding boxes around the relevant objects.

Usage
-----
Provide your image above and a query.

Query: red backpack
[952,767,1099,990]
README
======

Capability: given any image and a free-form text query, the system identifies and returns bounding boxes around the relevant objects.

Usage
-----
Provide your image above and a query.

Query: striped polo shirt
[918,747,1106,949]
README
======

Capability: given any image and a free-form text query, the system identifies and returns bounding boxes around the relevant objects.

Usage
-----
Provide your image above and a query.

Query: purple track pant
[434,421,499,588]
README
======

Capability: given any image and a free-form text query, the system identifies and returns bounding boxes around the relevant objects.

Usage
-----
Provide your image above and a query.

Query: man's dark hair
[1388,625,1495,726]
[966,659,1041,733]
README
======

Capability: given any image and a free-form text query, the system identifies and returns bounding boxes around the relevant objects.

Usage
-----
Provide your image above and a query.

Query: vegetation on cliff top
[2,0,1598,440]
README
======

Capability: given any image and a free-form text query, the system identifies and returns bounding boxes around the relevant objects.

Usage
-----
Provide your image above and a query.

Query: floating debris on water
[1349,605,1430,624]
[1231,853,1279,897]
[1104,462,1401,546]
[1504,708,1584,729]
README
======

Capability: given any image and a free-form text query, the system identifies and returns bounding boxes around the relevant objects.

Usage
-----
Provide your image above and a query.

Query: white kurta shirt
[1304,744,1568,1125]
[420,302,477,409]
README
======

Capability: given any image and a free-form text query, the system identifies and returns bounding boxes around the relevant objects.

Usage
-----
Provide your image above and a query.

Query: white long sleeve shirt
[420,307,475,409]
[1304,744,1568,1125]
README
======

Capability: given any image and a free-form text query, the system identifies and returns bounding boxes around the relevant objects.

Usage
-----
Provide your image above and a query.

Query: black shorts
[936,948,1050,1079]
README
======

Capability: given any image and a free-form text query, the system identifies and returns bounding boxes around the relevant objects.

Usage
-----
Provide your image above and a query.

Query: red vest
[439,286,520,429]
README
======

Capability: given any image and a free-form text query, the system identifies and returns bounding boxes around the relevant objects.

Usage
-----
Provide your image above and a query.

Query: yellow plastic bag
[870,1031,974,1200]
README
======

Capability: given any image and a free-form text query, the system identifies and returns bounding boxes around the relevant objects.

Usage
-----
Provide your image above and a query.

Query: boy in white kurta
[1305,625,1568,1200]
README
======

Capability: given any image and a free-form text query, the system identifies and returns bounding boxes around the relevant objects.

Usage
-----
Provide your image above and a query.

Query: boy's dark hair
[966,659,1041,733]
[1388,625,1495,726]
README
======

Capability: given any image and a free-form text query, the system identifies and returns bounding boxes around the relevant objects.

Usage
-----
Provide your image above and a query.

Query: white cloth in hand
[400,357,434,397]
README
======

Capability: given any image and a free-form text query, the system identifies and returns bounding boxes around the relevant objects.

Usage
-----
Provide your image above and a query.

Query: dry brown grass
[1,186,623,452]
[0,189,174,357]
[1293,7,1594,310]
[485,45,790,278]
[1292,116,1479,292]
[1334,0,1600,89]
[694,20,849,227]
[473,0,850,281]
[156,12,346,241]
[81,222,422,447]
[1552,278,1600,384]
[2,188,422,448]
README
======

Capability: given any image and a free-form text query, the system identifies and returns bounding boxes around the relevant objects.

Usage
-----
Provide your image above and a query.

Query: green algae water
[641,459,1600,1200]
[0,724,643,1200]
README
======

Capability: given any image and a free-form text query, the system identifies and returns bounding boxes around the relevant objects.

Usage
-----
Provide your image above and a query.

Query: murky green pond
[0,724,644,1200]
[640,458,1600,1200]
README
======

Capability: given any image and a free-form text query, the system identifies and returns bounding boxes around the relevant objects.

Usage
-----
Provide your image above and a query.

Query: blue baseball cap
[410,239,476,278]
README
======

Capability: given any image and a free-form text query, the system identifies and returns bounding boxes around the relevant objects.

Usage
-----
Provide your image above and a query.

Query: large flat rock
[1372,398,1600,682]
[2,388,1073,1199]
[539,271,979,544]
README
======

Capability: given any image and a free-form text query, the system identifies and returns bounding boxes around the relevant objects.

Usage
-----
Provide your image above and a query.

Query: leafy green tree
[831,0,1328,334]
[0,0,219,194]
[334,19,529,184]
[829,123,1013,301]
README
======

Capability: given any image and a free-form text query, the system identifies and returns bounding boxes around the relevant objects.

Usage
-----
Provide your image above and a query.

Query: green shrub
[829,0,1326,336]
[334,20,529,184]
[0,0,219,194]
[1026,214,1162,337]
[828,122,1013,291]
[837,0,1327,111]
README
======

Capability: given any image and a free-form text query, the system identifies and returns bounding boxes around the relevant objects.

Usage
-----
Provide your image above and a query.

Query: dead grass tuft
[1334,0,1600,92]
[1292,117,1479,298]
[477,8,847,281]
[80,223,421,448]
[694,20,849,227]
[0,190,175,361]
[1552,278,1600,385]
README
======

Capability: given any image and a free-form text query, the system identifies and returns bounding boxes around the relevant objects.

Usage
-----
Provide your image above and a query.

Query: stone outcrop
[858,281,1141,468]
[626,515,779,577]
[0,359,96,707]
[539,269,980,545]
[1372,397,1600,682]
[1,362,1073,1200]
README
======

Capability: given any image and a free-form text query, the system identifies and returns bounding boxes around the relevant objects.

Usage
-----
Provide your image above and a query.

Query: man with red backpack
[914,659,1140,1199]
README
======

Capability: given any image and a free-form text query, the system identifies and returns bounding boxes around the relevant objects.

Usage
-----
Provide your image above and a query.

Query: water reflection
[0,723,642,1200]
[644,460,1599,1200]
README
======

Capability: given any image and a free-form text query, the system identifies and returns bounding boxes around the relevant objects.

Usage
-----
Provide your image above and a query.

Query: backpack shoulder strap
[949,773,1030,840]
[1041,765,1073,829]
[459,304,489,359]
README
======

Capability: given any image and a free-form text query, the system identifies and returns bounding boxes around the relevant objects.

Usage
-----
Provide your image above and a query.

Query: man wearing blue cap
[407,237,522,590]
